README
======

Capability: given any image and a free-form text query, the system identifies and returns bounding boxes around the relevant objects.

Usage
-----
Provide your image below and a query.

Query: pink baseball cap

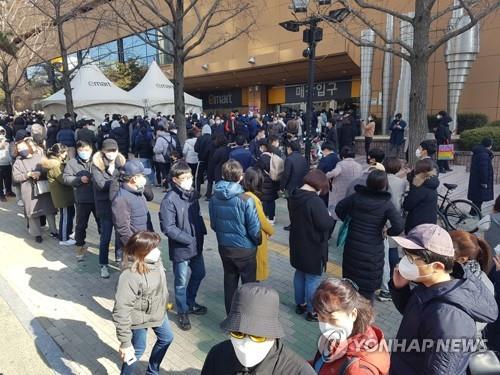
[391,224,454,257]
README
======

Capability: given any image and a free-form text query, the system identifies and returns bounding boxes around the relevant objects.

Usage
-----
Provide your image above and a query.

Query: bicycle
[437,183,482,232]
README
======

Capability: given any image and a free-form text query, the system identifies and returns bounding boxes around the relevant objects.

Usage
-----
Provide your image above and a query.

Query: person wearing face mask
[12,139,58,243]
[92,139,126,277]
[289,169,336,321]
[362,115,376,164]
[433,110,453,173]
[202,283,316,375]
[111,160,151,278]
[212,115,225,136]
[42,143,76,246]
[388,224,498,375]
[159,161,207,331]
[388,113,406,159]
[63,140,98,260]
[407,140,439,184]
[311,278,389,375]
[112,231,173,375]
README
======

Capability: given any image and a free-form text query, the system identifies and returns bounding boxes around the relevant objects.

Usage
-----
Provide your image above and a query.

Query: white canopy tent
[128,61,203,116]
[39,64,143,120]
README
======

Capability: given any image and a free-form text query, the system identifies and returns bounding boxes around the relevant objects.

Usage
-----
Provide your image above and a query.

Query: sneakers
[59,239,76,246]
[305,312,319,322]
[188,303,208,315]
[295,303,307,315]
[35,236,43,243]
[50,232,59,239]
[69,232,75,240]
[100,265,110,279]
[178,313,191,331]
[377,290,392,302]
[268,219,275,226]
[17,200,24,207]
[76,246,87,261]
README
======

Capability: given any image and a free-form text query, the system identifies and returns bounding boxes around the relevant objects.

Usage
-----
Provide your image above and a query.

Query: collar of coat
[413,169,437,188]
[91,151,126,172]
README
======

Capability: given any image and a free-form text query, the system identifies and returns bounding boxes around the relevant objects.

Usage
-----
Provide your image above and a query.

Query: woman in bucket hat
[201,283,315,374]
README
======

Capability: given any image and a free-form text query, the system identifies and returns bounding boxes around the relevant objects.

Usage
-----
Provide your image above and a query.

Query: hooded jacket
[159,185,207,262]
[41,157,74,209]
[403,171,439,234]
[112,251,168,349]
[389,264,498,375]
[201,339,315,375]
[91,151,126,216]
[335,186,404,295]
[289,188,336,275]
[312,325,390,375]
[467,144,494,203]
[209,180,261,250]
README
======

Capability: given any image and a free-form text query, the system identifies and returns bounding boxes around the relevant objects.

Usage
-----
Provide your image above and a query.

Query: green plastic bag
[336,216,351,248]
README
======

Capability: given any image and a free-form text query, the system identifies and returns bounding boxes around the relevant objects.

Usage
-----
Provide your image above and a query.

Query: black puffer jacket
[208,145,230,183]
[256,153,280,202]
[336,185,404,297]
[110,125,129,157]
[403,171,439,234]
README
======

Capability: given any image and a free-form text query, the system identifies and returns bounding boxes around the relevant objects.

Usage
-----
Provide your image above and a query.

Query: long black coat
[289,189,336,275]
[336,186,404,296]
[110,126,129,157]
[337,120,355,151]
[256,153,280,202]
[467,144,494,203]
[403,172,439,234]
[280,151,308,194]
[208,145,230,182]
[434,115,452,145]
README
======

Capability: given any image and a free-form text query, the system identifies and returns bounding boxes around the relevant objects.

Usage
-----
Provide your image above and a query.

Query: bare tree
[109,0,255,142]
[25,0,112,116]
[320,0,500,164]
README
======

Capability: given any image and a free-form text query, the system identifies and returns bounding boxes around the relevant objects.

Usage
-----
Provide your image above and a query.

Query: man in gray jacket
[63,140,98,261]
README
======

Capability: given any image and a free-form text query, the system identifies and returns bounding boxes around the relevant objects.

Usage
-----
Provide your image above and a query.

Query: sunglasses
[230,331,267,343]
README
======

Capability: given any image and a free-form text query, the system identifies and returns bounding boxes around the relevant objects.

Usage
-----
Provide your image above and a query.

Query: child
[112,231,173,375]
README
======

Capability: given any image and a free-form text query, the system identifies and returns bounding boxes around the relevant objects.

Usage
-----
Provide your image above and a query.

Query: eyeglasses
[230,331,267,343]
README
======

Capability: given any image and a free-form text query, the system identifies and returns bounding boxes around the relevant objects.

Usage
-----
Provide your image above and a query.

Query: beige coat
[326,158,363,220]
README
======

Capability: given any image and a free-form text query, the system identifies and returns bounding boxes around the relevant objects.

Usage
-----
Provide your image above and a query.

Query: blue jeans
[99,215,121,265]
[120,317,173,375]
[173,254,206,313]
[294,270,322,313]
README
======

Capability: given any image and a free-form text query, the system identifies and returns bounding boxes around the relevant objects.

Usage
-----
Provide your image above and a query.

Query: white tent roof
[129,61,202,109]
[40,64,142,108]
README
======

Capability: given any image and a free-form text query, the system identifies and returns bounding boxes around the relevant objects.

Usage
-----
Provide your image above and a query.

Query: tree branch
[348,0,414,23]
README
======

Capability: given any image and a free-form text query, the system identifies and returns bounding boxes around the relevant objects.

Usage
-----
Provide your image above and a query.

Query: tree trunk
[56,20,74,116]
[407,0,432,166]
[173,0,186,144]
[1,68,13,114]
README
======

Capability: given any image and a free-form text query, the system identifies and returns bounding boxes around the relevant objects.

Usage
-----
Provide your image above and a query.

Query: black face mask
[19,150,30,158]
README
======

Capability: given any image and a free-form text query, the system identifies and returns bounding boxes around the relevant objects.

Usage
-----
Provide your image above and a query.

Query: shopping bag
[32,180,50,197]
[438,144,454,160]
[336,216,351,248]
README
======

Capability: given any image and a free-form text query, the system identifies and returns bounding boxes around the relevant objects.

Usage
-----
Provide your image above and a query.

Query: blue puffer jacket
[209,181,261,250]
[56,128,76,147]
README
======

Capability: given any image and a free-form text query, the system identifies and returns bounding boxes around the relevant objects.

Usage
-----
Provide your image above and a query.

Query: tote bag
[336,216,351,248]
[438,144,454,160]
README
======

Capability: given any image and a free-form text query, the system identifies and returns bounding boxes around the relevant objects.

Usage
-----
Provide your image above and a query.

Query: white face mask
[436,114,442,119]
[134,175,147,191]
[180,178,193,191]
[398,255,436,282]
[215,120,221,125]
[144,247,161,262]
[318,322,350,340]
[105,151,118,161]
[415,148,422,159]
[230,337,274,368]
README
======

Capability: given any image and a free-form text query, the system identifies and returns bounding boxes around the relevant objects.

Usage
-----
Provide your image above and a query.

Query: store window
[122,28,172,66]
[82,40,119,68]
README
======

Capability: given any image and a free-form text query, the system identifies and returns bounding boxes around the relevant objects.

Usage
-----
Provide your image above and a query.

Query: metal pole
[305,22,317,166]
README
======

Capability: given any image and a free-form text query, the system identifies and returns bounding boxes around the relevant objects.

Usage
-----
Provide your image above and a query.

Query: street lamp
[279,2,349,164]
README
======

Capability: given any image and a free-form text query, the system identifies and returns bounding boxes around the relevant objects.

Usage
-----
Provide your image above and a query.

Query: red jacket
[311,325,389,375]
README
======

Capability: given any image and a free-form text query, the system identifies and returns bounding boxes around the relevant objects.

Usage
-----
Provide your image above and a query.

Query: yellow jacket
[245,192,275,280]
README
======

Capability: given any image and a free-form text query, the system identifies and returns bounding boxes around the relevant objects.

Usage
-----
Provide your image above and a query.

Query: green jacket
[41,157,75,209]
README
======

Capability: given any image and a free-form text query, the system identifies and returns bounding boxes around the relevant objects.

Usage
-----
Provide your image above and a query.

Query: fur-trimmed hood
[413,169,439,189]
[92,151,126,171]
[41,156,62,171]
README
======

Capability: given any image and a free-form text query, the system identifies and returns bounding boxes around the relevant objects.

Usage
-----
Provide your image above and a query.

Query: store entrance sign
[201,89,242,109]
[285,79,351,103]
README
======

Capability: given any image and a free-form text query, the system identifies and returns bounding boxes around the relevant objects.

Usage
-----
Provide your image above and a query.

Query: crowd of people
[0,107,499,374]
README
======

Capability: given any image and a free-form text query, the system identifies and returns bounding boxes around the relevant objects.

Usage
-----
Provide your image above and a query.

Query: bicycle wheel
[444,199,482,232]
[437,210,450,231]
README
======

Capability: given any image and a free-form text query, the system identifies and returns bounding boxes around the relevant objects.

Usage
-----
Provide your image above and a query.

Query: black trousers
[437,159,450,171]
[154,161,170,186]
[75,202,99,246]
[0,164,12,195]
[219,247,257,314]
[364,137,372,161]
[195,161,207,193]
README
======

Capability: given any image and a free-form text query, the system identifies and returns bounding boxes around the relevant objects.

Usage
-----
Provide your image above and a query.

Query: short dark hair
[187,129,196,139]
[340,146,355,159]
[47,143,68,158]
[76,140,91,149]
[288,140,301,152]
[222,160,243,182]
[366,170,388,192]
[170,160,192,179]
[321,142,335,151]
[415,158,434,174]
[235,134,246,146]
[482,137,493,148]
[368,148,385,163]
[405,248,455,272]
[383,157,402,175]
[268,135,279,145]
[214,134,228,148]
[243,167,263,198]
[420,140,437,156]
[395,113,402,119]
[304,169,329,195]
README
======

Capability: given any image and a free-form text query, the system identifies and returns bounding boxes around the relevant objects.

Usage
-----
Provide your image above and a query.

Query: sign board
[201,89,242,109]
[284,78,352,103]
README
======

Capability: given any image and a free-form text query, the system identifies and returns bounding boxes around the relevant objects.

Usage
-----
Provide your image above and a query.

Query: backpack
[159,135,176,162]
[262,152,284,181]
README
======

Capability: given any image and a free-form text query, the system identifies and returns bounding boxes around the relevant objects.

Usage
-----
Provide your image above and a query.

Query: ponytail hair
[47,143,68,159]
[450,230,494,273]
[476,237,494,273]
